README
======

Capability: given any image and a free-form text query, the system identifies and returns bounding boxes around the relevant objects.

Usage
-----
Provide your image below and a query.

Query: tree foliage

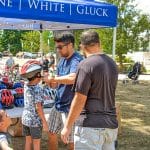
[21,31,40,53]
[0,0,149,63]
[106,0,150,65]
[0,30,22,54]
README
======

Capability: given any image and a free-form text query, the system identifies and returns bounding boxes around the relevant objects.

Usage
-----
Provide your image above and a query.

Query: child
[20,60,49,150]
[0,109,13,150]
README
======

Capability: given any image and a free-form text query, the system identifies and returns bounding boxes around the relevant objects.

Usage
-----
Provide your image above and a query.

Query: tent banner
[0,0,118,27]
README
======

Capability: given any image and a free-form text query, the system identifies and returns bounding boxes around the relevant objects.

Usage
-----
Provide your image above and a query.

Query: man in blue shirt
[44,31,83,150]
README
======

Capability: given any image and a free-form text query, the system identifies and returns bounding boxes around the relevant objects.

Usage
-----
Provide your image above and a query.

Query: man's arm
[61,92,87,144]
[54,73,76,84]
[44,73,76,85]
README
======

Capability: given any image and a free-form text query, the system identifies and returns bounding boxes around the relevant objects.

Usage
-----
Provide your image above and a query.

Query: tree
[21,31,40,53]
[136,14,150,51]
[103,0,150,69]
[42,31,55,54]
[0,30,22,54]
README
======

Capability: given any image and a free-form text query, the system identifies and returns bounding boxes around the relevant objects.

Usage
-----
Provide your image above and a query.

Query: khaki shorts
[48,106,75,143]
[74,126,118,150]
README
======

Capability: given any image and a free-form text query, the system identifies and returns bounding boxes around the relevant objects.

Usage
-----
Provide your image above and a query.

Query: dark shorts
[22,125,42,139]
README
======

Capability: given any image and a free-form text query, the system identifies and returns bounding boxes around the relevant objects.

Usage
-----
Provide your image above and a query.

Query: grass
[11,80,150,150]
[116,81,150,150]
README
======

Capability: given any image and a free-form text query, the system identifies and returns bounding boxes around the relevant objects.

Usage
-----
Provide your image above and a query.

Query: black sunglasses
[55,43,69,50]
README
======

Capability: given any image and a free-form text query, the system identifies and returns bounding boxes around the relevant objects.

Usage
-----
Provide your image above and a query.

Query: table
[6,107,52,136]
[6,107,52,119]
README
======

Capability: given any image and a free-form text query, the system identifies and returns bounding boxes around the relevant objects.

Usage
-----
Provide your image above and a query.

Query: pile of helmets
[0,76,13,89]
[13,82,24,107]
[0,89,14,109]
[0,76,14,109]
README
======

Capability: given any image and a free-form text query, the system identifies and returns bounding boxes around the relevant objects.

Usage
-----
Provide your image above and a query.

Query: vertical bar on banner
[112,27,117,60]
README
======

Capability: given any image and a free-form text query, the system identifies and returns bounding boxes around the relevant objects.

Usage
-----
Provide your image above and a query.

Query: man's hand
[43,122,49,132]
[42,75,56,85]
[61,126,71,144]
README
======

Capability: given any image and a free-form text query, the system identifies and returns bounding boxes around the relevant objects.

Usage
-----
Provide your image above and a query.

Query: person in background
[49,54,56,78]
[49,55,55,69]
[0,110,13,150]
[42,55,50,75]
[20,60,49,150]
[43,31,83,150]
[61,30,118,150]
[5,54,15,77]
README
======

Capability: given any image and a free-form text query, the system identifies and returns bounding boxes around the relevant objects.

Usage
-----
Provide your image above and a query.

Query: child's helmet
[20,60,42,79]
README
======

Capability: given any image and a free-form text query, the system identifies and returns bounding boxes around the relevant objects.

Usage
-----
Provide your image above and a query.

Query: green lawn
[116,81,150,150]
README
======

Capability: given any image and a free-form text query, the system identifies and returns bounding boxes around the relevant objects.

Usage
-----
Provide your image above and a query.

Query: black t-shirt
[74,54,118,128]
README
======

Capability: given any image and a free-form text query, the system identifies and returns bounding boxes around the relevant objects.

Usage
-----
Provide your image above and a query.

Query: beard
[60,52,70,58]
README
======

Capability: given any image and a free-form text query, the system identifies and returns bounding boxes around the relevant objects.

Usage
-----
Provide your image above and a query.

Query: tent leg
[112,27,117,60]
[39,23,43,62]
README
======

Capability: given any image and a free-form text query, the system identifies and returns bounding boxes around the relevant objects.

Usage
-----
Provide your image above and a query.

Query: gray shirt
[74,54,118,129]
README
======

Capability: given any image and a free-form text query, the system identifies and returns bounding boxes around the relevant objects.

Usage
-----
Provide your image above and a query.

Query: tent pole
[112,27,117,60]
[39,23,43,61]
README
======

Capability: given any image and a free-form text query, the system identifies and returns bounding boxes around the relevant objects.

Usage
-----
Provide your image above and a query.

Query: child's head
[0,110,12,132]
[20,60,42,82]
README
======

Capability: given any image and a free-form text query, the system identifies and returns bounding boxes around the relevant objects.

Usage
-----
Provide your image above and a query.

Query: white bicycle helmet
[20,60,42,79]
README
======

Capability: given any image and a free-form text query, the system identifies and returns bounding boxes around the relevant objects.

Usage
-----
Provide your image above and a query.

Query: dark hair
[27,72,41,81]
[80,30,100,46]
[54,31,75,46]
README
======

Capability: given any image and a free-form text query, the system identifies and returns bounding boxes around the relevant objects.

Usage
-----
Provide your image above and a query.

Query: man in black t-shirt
[61,30,118,150]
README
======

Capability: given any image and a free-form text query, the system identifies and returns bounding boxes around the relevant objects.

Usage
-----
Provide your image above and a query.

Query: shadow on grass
[116,81,150,150]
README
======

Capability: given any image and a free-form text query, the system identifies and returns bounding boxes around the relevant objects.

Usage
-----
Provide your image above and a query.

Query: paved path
[0,57,150,81]
[119,74,150,81]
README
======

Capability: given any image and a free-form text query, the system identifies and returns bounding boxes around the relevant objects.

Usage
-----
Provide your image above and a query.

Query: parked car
[16,52,24,58]
[2,51,11,57]
[23,52,37,59]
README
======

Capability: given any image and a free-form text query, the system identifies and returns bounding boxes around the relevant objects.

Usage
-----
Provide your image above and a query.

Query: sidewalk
[118,74,150,81]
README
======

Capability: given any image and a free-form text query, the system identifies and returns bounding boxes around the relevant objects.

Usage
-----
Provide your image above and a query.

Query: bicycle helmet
[2,76,9,84]
[0,83,7,90]
[20,60,42,79]
[14,97,24,107]
[1,89,14,106]
[13,82,23,89]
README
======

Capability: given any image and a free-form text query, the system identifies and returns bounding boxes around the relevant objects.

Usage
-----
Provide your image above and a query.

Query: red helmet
[2,76,9,84]
[20,60,42,79]
[1,89,14,106]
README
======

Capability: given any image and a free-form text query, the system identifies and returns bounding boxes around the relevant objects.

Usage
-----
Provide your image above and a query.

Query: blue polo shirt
[55,52,83,112]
